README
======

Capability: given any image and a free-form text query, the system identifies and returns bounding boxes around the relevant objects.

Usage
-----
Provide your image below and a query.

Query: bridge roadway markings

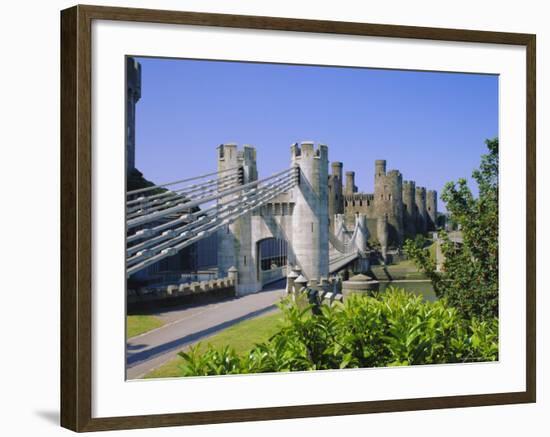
[126,279,287,380]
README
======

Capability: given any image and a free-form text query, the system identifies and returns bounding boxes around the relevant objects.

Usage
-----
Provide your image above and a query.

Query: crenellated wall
[127,274,237,309]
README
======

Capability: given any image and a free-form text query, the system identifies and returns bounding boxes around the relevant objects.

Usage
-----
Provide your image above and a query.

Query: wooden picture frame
[60,4,536,432]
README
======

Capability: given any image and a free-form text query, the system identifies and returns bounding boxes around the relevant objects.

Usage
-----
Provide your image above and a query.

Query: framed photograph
[60,4,536,432]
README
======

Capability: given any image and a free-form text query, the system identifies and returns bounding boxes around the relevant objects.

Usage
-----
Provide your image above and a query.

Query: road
[126,280,286,379]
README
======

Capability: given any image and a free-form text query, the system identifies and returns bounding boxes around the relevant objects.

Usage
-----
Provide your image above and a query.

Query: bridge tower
[291,142,329,281]
[217,143,259,294]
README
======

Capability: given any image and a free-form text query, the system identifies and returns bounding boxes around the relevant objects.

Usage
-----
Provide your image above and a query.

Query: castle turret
[217,143,258,294]
[332,161,343,182]
[402,180,417,237]
[291,141,329,281]
[345,171,356,195]
[126,57,141,171]
[415,186,428,234]
[328,162,344,228]
[375,159,386,179]
[374,160,404,246]
[426,190,438,231]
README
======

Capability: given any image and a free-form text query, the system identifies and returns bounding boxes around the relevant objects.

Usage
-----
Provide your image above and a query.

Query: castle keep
[328,159,437,248]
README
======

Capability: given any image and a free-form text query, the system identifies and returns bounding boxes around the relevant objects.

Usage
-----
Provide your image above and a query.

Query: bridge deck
[329,251,359,274]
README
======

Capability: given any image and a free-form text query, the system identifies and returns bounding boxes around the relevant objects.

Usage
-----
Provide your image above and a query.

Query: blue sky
[133,57,498,211]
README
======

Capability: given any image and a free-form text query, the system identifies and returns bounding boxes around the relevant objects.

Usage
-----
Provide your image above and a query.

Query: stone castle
[125,56,438,258]
[328,159,438,249]
[125,57,441,293]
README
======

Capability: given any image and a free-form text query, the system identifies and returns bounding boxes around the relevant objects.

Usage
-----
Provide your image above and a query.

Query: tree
[404,138,499,320]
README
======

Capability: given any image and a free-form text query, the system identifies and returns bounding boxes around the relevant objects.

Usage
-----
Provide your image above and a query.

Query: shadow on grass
[126,304,278,368]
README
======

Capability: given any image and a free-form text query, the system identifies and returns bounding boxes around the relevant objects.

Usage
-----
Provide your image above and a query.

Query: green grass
[143,310,284,379]
[127,315,164,339]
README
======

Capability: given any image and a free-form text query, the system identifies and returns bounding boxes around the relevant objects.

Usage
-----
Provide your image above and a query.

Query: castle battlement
[386,169,402,178]
[291,141,328,161]
[344,193,374,201]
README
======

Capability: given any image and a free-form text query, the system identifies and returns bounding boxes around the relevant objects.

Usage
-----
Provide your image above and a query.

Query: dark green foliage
[177,289,498,376]
[127,167,160,192]
[404,138,499,320]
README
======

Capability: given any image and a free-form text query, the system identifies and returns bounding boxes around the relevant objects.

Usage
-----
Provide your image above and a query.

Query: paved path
[126,280,286,379]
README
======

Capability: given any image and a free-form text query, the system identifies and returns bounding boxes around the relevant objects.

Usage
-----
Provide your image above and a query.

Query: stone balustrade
[127,267,239,309]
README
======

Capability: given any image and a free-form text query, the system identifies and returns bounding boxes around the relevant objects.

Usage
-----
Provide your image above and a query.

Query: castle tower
[426,190,438,231]
[126,57,141,171]
[415,186,428,234]
[402,180,417,237]
[217,143,258,294]
[291,142,329,281]
[328,162,344,229]
[345,171,356,195]
[375,159,386,179]
[374,160,404,246]
[332,161,343,184]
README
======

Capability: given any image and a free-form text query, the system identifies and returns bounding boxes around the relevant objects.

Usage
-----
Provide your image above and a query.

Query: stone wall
[127,276,236,311]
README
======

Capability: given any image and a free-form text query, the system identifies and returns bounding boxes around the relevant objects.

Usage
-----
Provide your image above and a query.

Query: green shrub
[177,288,498,376]
[404,138,499,320]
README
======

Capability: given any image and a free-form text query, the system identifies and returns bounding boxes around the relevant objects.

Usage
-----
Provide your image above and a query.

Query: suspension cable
[126,175,240,217]
[126,177,297,275]
[126,171,240,207]
[127,167,297,230]
[126,178,295,265]
[126,166,240,196]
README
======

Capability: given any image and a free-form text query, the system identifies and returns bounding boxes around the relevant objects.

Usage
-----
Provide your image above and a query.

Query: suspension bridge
[127,142,368,295]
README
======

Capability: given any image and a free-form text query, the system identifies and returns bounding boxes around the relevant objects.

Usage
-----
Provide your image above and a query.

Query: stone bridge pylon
[217,141,330,295]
